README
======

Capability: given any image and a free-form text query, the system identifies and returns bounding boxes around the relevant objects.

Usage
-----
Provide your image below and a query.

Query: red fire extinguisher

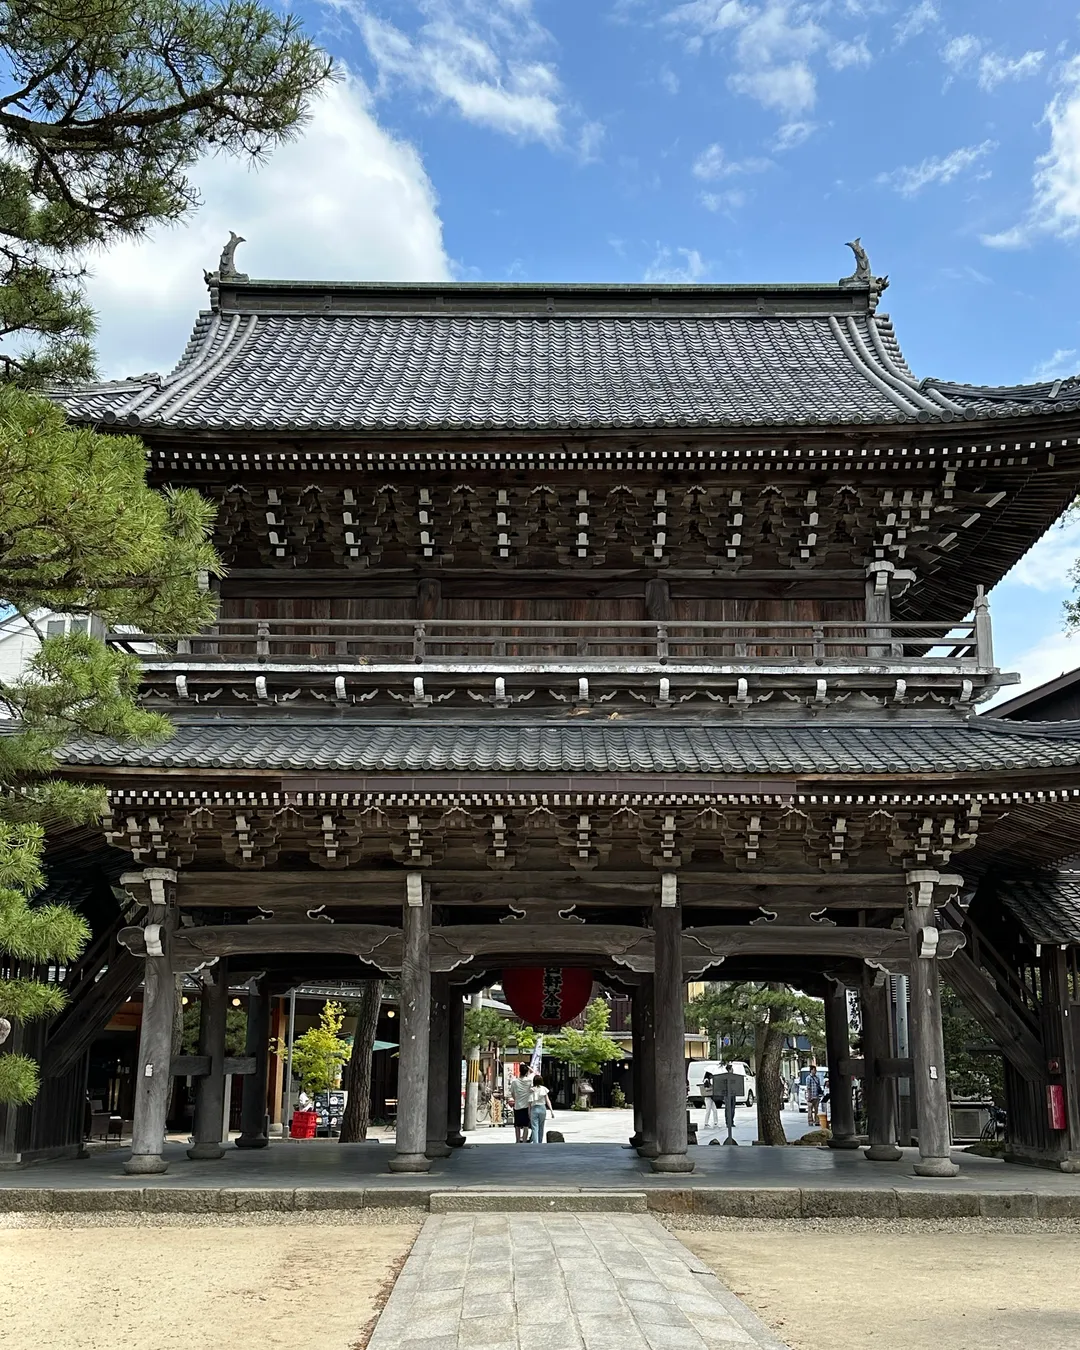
[1048,1083,1067,1131]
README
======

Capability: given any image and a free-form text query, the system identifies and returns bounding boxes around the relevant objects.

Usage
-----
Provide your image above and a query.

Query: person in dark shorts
[509,1062,534,1141]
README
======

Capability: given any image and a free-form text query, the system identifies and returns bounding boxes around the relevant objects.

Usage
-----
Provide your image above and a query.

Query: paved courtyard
[368,1212,790,1350]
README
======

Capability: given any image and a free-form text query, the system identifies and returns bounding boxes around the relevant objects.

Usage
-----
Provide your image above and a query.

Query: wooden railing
[107,615,993,668]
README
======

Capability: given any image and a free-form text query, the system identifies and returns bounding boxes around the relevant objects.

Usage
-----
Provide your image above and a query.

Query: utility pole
[463,989,482,1130]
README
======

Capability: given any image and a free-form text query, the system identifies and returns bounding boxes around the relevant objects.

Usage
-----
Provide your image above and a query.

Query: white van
[687,1060,757,1108]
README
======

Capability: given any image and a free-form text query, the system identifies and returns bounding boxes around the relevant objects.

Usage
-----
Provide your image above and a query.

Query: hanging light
[181,996,189,1006]
[386,1009,396,1018]
[231,997,242,1007]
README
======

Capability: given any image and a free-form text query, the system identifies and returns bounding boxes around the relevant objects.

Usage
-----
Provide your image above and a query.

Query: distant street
[458,1103,812,1146]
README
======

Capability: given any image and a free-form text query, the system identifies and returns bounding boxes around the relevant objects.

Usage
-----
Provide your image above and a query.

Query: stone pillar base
[388,1152,432,1173]
[650,1153,695,1174]
[1060,1156,1080,1174]
[913,1156,960,1178]
[235,1134,269,1150]
[447,1132,466,1149]
[186,1142,225,1160]
[864,1143,903,1162]
[628,1132,643,1148]
[123,1153,169,1175]
[635,1140,659,1159]
[425,1140,453,1159]
[827,1137,861,1151]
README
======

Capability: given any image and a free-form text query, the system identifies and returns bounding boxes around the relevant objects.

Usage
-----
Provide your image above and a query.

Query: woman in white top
[529,1075,554,1145]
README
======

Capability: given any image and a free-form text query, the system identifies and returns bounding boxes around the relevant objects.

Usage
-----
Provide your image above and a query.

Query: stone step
[428,1189,648,1213]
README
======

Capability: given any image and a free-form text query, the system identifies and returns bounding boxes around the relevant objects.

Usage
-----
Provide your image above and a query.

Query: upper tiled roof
[59,717,1080,776]
[55,277,1080,434]
[995,876,1080,943]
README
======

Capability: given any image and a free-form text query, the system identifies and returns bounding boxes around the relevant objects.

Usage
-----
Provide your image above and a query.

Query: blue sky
[85,0,1080,700]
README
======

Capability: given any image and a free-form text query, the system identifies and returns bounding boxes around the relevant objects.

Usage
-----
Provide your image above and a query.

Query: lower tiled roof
[995,876,1080,944]
[59,718,1080,776]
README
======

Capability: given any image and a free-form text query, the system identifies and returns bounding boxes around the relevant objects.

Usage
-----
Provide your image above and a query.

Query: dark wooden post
[651,894,693,1173]
[446,987,466,1148]
[237,975,271,1148]
[629,984,644,1148]
[389,874,432,1172]
[861,970,902,1161]
[635,975,658,1158]
[906,871,960,1177]
[123,869,178,1175]
[188,959,228,1160]
[426,972,452,1158]
[824,980,858,1149]
[1048,949,1080,1173]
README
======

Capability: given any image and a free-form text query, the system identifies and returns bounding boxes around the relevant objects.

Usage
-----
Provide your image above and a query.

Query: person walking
[805,1063,823,1127]
[529,1075,554,1145]
[509,1063,534,1142]
[702,1072,719,1129]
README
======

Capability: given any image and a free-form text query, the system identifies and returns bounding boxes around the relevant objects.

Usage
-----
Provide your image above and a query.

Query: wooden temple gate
[8,246,1080,1174]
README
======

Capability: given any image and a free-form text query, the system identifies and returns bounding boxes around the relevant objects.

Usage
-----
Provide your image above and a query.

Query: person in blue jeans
[529,1075,555,1144]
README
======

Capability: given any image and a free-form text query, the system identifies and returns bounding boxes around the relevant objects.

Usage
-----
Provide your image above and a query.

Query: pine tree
[0,387,220,1104]
[0,0,332,384]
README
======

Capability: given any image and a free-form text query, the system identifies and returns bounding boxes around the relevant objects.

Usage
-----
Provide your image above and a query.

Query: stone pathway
[367,1212,792,1350]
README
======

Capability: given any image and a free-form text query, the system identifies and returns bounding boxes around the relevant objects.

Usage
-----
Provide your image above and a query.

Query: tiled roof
[55,280,1080,433]
[995,876,1080,943]
[59,718,1080,776]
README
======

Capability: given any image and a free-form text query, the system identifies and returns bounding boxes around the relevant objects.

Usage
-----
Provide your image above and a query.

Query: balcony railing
[107,615,993,669]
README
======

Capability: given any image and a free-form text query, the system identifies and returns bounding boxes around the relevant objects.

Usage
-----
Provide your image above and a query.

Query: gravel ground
[2,1212,422,1350]
[665,1216,1080,1350]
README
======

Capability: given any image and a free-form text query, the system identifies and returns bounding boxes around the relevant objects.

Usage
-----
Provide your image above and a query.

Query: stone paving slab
[366,1213,793,1350]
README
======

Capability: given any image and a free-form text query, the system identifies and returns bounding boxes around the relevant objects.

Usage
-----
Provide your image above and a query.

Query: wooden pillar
[426,972,452,1158]
[446,988,466,1148]
[629,985,644,1148]
[123,869,178,1175]
[1048,949,1080,1172]
[269,997,285,1130]
[651,896,693,1173]
[188,960,228,1160]
[389,874,432,1172]
[635,975,658,1158]
[906,871,960,1177]
[861,970,902,1161]
[824,980,858,1149]
[237,975,271,1148]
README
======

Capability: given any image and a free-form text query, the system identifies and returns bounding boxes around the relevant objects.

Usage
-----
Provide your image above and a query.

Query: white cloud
[644,246,709,282]
[665,1,829,116]
[1031,349,1080,382]
[83,76,450,379]
[981,57,1080,248]
[700,188,749,212]
[659,64,681,94]
[340,0,565,143]
[828,37,871,70]
[1008,515,1080,593]
[894,1,938,43]
[942,33,1044,92]
[877,140,996,196]
[772,120,816,150]
[577,121,606,163]
[985,626,1080,705]
[692,144,773,179]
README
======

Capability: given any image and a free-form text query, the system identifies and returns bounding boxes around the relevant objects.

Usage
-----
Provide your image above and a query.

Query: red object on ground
[1048,1083,1067,1131]
[290,1109,318,1139]
[501,967,594,1028]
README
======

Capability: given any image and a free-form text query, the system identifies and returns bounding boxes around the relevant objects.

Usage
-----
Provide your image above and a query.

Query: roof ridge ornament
[203,232,249,287]
[839,237,888,310]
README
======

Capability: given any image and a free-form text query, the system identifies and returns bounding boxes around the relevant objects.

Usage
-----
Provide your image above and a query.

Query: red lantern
[501,968,594,1028]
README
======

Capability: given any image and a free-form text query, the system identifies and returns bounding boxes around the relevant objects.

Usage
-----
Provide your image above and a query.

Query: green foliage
[180,1001,248,1056]
[0,0,332,383]
[0,1051,40,1104]
[543,999,624,1078]
[289,1001,350,1097]
[941,984,1005,1105]
[0,393,221,1106]
[0,389,220,628]
[686,982,825,1062]
[611,1082,627,1109]
[464,1004,532,1053]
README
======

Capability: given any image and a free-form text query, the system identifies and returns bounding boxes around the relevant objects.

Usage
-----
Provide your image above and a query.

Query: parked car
[687,1060,757,1108]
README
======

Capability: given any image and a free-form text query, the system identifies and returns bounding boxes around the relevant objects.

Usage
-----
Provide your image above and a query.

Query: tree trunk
[758,1005,788,1146]
[339,980,382,1143]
